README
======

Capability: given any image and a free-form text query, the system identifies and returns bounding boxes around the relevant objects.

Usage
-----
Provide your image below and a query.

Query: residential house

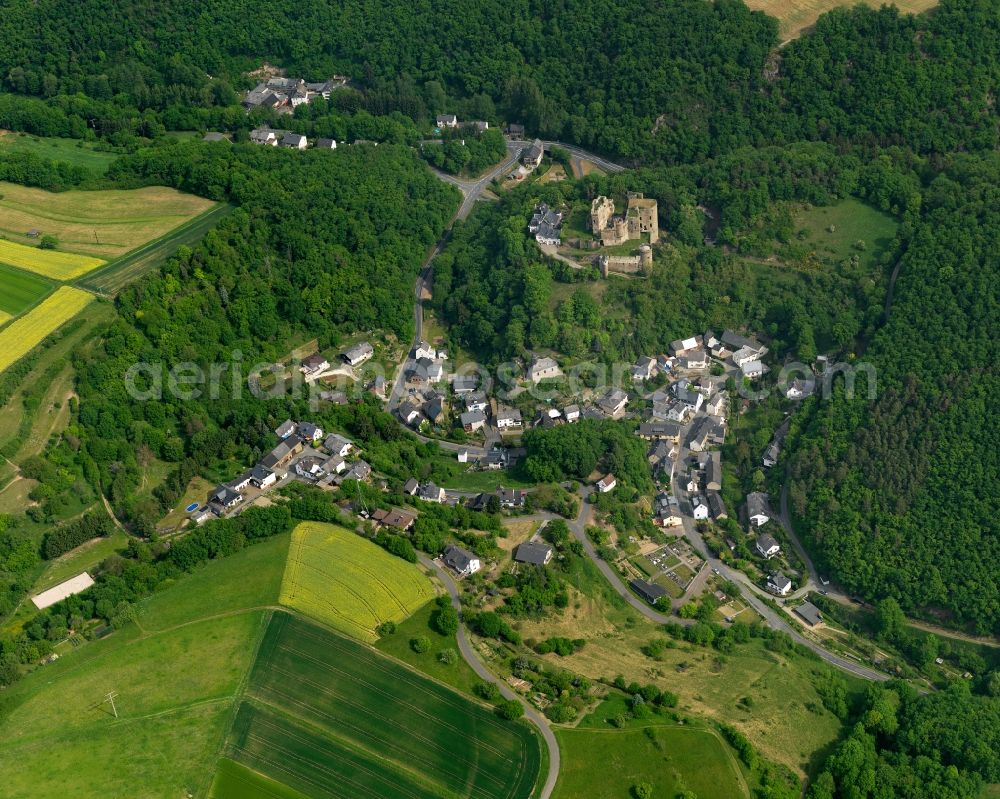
[498,487,528,509]
[522,139,544,169]
[648,440,671,466]
[528,355,561,383]
[323,434,353,457]
[372,508,416,533]
[324,454,347,474]
[261,436,304,470]
[412,340,438,361]
[721,330,765,354]
[231,472,254,492]
[638,422,681,442]
[469,120,490,132]
[461,409,487,432]
[669,336,702,357]
[701,451,722,491]
[731,346,760,367]
[680,350,709,371]
[563,404,581,423]
[686,417,714,452]
[212,484,243,510]
[402,478,419,496]
[762,442,781,468]
[281,132,308,149]
[442,544,481,577]
[299,422,324,442]
[535,222,561,246]
[673,382,704,413]
[275,419,296,439]
[597,388,629,418]
[418,482,446,504]
[703,330,720,350]
[653,493,683,527]
[457,450,469,464]
[342,460,371,482]
[507,123,526,138]
[794,601,823,626]
[319,390,348,404]
[496,408,522,430]
[785,378,814,399]
[398,399,424,428]
[514,541,553,566]
[747,492,771,527]
[596,474,617,493]
[452,375,478,394]
[691,494,710,520]
[424,396,446,425]
[436,114,458,128]
[705,393,727,417]
[465,391,489,413]
[343,341,374,366]
[740,360,767,380]
[300,353,330,375]
[708,491,727,520]
[630,578,668,606]
[249,128,279,145]
[631,356,657,382]
[483,449,508,470]
[250,465,277,489]
[755,534,781,559]
[315,137,337,149]
[767,572,792,596]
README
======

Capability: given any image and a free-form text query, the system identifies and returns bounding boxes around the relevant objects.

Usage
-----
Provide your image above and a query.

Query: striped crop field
[210,613,541,799]
[0,240,105,281]
[279,521,434,642]
[0,286,94,374]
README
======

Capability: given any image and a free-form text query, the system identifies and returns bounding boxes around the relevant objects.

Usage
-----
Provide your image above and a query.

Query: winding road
[419,554,561,799]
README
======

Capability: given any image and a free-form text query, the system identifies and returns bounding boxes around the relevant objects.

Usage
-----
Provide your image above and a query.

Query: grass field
[32,529,129,592]
[0,286,94,374]
[745,0,938,38]
[0,262,52,319]
[280,521,434,642]
[79,203,233,295]
[554,723,748,799]
[215,612,541,799]
[210,759,313,799]
[0,612,266,799]
[0,534,292,798]
[788,198,898,270]
[374,600,481,695]
[0,239,105,280]
[0,181,217,260]
[0,131,118,174]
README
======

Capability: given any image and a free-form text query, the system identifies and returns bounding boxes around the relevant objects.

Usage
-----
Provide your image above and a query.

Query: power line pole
[104,690,119,719]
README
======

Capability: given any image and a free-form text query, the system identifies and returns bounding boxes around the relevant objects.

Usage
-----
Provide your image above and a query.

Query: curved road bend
[419,554,560,799]
[564,483,889,682]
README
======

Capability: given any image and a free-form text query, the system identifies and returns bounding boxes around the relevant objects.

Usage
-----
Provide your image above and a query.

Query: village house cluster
[247,128,339,150]
[242,75,348,113]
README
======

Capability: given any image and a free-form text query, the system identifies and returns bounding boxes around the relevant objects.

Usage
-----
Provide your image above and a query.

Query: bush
[632,782,653,799]
[410,636,431,653]
[474,681,502,702]
[437,648,458,665]
[496,699,524,720]
[376,620,397,636]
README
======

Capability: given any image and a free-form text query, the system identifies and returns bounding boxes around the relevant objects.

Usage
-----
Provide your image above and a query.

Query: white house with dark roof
[275,419,296,439]
[418,482,446,504]
[323,433,353,457]
[755,534,781,559]
[436,113,458,128]
[281,132,308,149]
[315,137,337,149]
[461,409,487,432]
[597,388,629,418]
[442,544,480,577]
[767,572,792,596]
[529,356,562,383]
[343,341,374,366]
[596,474,617,493]
[747,492,771,527]
[300,353,330,375]
[514,541,553,566]
[496,408,522,429]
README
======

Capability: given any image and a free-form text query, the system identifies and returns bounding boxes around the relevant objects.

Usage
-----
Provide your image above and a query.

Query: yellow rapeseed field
[280,521,435,642]
[0,240,106,281]
[0,287,94,373]
[0,311,11,327]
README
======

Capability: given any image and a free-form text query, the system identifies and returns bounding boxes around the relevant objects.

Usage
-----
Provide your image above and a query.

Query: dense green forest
[0,0,998,162]
[786,154,1000,634]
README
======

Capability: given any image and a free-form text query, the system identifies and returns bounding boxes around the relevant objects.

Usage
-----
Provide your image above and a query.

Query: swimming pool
[185,502,200,513]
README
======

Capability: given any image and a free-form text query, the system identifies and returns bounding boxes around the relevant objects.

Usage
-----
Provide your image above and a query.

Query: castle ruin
[589,192,659,247]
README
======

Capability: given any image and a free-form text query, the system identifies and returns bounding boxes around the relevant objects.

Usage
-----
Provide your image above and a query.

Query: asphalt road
[419,554,560,799]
